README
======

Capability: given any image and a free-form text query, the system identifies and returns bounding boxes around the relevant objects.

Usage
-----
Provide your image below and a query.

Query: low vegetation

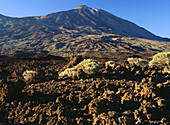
[0,54,169,124]
[127,57,148,66]
[149,52,170,66]
[75,59,102,74]
[105,61,116,69]
[59,59,102,78]
[22,70,37,81]
[59,68,77,78]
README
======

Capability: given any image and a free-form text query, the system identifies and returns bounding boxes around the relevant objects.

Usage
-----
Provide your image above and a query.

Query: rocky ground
[0,54,169,124]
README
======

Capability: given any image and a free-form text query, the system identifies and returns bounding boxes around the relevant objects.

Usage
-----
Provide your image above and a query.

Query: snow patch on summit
[89,8,99,15]
[89,9,95,14]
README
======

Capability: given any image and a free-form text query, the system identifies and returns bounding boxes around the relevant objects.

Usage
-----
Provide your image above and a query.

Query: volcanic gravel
[0,55,169,124]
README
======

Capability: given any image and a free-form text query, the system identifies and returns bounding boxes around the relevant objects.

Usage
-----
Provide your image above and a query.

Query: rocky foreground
[0,54,169,124]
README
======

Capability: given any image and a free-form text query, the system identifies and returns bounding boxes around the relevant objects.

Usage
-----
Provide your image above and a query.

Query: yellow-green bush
[59,68,77,78]
[105,61,116,68]
[22,70,37,80]
[149,52,170,66]
[75,59,102,74]
[127,58,148,66]
[59,59,102,78]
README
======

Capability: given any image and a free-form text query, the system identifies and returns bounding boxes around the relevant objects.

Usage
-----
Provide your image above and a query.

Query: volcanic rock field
[0,53,169,124]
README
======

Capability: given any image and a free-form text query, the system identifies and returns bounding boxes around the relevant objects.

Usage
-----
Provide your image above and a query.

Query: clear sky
[0,0,170,38]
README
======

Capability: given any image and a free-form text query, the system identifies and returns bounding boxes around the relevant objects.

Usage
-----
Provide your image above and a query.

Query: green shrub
[127,58,148,66]
[105,61,116,68]
[149,52,170,66]
[22,70,37,80]
[59,59,102,78]
[59,68,77,78]
[75,59,102,74]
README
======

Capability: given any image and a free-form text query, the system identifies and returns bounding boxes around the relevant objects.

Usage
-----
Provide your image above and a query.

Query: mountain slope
[0,5,169,41]
[0,5,169,55]
[33,5,167,41]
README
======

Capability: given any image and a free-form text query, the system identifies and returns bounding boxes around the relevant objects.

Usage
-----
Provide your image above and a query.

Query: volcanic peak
[75,4,89,9]
[75,5,99,15]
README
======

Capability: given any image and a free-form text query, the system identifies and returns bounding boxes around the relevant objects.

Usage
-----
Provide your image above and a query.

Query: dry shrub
[127,58,148,66]
[22,70,37,81]
[105,61,116,69]
[75,59,102,74]
[59,68,77,78]
[59,59,102,78]
[149,52,170,66]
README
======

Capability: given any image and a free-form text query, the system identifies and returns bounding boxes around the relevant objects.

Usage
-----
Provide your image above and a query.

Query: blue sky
[0,0,170,38]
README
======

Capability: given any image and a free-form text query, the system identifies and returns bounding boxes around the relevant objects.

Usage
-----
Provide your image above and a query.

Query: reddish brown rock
[0,54,169,125]
[77,69,87,79]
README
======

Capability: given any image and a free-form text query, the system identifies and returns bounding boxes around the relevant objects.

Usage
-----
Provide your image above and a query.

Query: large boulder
[59,55,84,74]
[162,66,170,74]
[69,55,84,67]
[77,69,87,79]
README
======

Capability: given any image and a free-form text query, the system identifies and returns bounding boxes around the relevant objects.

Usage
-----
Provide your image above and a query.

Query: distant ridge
[0,5,169,55]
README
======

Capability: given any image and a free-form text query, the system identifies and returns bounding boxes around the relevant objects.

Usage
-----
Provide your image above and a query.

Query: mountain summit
[0,5,169,55]
[75,4,89,9]
[0,5,168,41]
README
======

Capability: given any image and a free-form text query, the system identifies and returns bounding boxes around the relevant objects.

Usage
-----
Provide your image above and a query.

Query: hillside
[0,5,169,55]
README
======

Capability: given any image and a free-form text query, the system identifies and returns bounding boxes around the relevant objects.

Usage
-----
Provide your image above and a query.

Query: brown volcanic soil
[0,53,169,124]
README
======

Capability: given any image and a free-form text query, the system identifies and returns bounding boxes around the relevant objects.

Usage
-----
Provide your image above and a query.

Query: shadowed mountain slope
[0,5,169,55]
